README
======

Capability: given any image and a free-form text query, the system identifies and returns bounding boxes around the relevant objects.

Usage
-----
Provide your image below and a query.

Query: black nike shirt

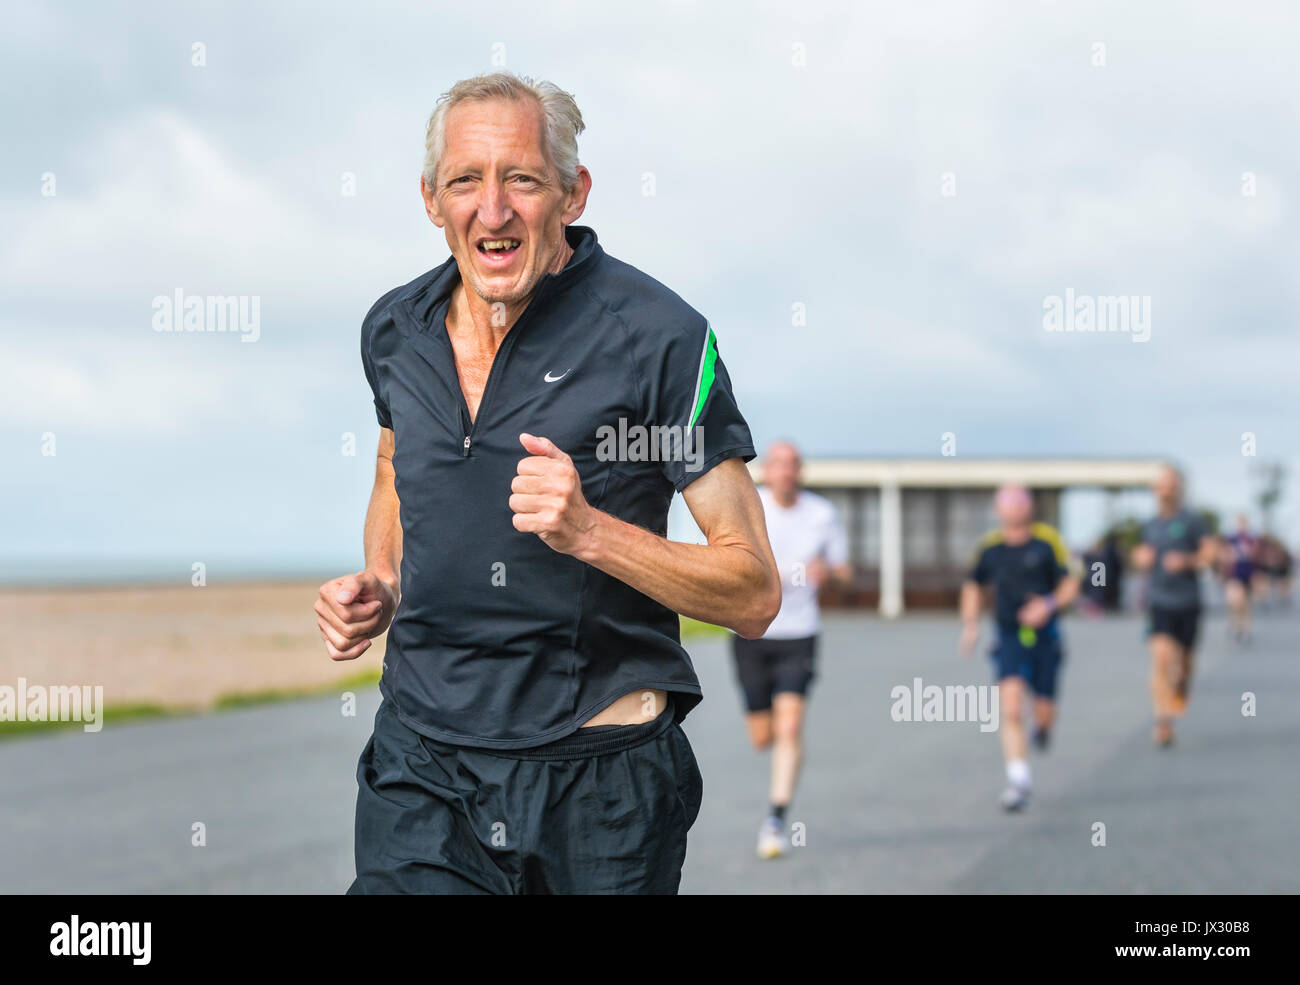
[360,225,756,749]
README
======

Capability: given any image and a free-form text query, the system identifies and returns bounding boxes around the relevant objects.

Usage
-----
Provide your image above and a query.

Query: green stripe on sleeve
[689,325,718,429]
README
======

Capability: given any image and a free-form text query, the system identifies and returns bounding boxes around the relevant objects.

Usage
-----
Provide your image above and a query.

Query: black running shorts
[348,696,703,895]
[730,634,818,713]
[1147,605,1201,652]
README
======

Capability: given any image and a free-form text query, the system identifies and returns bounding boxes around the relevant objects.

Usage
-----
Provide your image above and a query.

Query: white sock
[1006,759,1032,789]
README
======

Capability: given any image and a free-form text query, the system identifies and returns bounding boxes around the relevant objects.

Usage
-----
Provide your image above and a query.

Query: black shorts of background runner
[1148,606,1201,652]
[348,696,702,895]
[731,635,817,712]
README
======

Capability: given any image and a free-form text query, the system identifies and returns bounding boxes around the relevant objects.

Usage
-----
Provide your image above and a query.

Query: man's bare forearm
[1195,535,1218,570]
[364,480,401,587]
[1053,573,1080,611]
[575,510,779,639]
[364,433,402,592]
[960,581,983,624]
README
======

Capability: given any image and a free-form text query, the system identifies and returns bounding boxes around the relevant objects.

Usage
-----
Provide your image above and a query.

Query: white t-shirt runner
[758,486,850,640]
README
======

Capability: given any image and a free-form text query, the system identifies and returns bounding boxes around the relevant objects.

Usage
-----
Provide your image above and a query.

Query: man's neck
[447,285,525,349]
[1002,523,1031,546]
[550,232,574,275]
[447,232,575,346]
[771,488,799,509]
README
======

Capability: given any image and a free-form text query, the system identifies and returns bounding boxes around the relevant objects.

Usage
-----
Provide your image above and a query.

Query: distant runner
[1132,465,1217,747]
[734,441,851,858]
[960,485,1078,812]
[1222,514,1259,643]
[1260,536,1293,608]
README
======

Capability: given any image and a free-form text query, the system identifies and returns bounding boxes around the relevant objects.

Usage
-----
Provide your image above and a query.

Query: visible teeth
[481,239,520,250]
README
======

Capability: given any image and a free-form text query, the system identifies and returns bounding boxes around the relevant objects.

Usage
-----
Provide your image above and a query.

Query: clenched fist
[805,557,829,590]
[315,570,399,661]
[510,433,598,557]
[1017,593,1054,629]
[1132,543,1155,571]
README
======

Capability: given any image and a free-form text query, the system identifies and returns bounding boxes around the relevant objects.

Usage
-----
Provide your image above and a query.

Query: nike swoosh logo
[544,369,571,383]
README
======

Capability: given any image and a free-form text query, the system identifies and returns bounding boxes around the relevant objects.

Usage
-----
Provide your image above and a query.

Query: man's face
[422,98,589,308]
[994,486,1033,530]
[763,444,801,498]
[1153,467,1181,508]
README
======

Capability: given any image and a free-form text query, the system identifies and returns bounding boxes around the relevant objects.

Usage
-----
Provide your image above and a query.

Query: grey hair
[763,439,803,464]
[1158,462,1185,485]
[423,72,585,191]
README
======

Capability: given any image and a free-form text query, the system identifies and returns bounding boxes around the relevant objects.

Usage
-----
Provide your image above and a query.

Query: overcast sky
[2,0,1297,582]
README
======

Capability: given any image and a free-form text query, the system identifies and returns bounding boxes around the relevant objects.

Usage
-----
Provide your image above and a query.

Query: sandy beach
[0,581,385,711]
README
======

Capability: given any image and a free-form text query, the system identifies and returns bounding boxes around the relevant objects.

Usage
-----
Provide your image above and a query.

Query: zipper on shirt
[458,400,473,457]
[456,276,554,459]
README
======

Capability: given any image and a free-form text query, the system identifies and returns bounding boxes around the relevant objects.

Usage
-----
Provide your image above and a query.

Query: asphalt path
[2,607,1296,893]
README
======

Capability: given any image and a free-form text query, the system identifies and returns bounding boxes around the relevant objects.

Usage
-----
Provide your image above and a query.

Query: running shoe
[999,784,1030,812]
[1153,720,1175,747]
[756,816,788,859]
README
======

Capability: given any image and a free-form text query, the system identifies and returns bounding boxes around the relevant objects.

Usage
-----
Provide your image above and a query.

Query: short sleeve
[1187,513,1208,546]
[361,320,393,430]
[1036,523,1074,578]
[647,319,755,492]
[1138,519,1154,546]
[823,504,849,567]
[969,543,993,584]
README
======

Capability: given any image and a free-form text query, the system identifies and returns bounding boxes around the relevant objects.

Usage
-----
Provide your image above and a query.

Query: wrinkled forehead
[440,98,550,172]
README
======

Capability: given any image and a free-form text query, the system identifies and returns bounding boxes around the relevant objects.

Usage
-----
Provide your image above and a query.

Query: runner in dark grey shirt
[1134,465,1216,747]
[314,72,780,894]
[1142,509,1208,612]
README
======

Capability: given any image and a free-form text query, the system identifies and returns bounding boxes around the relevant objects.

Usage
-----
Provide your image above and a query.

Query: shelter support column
[879,480,903,618]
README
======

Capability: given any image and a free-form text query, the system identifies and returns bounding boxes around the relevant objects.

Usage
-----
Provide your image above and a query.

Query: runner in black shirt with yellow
[960,485,1079,811]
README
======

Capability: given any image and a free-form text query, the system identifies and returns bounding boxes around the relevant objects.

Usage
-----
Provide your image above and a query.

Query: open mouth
[476,237,521,264]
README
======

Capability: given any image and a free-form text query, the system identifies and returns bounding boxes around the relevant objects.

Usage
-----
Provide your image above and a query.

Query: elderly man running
[317,72,779,894]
